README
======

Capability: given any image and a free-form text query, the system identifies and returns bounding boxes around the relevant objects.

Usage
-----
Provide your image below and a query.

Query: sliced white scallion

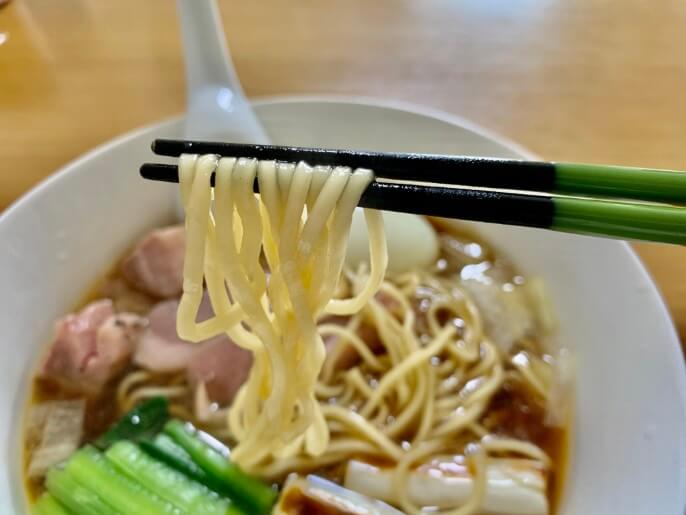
[274,474,404,515]
[344,458,549,515]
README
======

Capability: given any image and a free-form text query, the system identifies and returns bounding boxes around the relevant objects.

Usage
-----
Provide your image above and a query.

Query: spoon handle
[176,0,269,143]
[177,0,239,97]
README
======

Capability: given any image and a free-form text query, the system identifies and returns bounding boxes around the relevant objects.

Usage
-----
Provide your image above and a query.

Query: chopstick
[141,139,686,245]
[152,139,686,203]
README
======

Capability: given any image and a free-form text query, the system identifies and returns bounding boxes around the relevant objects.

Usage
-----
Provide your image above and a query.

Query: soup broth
[24,221,570,513]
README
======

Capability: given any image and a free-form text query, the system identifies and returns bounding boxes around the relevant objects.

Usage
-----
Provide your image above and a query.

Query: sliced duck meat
[133,299,200,373]
[121,225,185,299]
[100,276,155,315]
[186,338,252,405]
[92,312,146,378]
[40,300,145,395]
[135,293,253,404]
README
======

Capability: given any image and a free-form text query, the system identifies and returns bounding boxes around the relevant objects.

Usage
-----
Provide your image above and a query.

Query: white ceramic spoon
[176,0,270,143]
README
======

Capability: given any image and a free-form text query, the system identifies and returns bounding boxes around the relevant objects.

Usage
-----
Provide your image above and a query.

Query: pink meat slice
[186,338,252,405]
[135,292,253,405]
[121,225,185,299]
[40,300,145,395]
[93,313,146,382]
[133,299,200,373]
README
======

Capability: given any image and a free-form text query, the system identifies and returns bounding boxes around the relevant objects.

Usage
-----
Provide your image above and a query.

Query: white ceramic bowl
[1,97,685,514]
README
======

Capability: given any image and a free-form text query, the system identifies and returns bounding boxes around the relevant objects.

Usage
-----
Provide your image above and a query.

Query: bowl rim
[3,94,685,513]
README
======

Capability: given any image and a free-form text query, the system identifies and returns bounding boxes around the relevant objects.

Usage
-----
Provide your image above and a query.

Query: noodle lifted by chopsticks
[177,154,387,468]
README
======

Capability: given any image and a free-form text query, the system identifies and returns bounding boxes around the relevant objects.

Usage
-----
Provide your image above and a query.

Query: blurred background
[1,0,686,343]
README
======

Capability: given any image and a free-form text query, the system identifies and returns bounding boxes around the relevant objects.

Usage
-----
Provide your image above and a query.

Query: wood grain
[2,0,686,348]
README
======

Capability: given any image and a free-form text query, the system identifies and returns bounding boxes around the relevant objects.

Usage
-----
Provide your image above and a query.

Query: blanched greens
[34,398,276,515]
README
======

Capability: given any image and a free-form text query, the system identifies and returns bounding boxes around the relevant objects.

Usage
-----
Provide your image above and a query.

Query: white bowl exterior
[1,97,684,514]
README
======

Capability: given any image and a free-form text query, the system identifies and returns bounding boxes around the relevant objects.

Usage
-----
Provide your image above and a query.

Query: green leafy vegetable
[45,467,118,515]
[94,397,169,450]
[140,433,211,486]
[66,446,177,515]
[34,405,276,515]
[164,420,277,515]
[32,494,70,515]
[106,441,245,515]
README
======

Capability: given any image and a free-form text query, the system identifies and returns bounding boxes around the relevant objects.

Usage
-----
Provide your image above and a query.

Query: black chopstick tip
[153,138,204,158]
[139,163,154,180]
[140,163,179,184]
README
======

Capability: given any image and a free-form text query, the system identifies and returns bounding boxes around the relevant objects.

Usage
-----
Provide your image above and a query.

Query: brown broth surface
[23,221,571,513]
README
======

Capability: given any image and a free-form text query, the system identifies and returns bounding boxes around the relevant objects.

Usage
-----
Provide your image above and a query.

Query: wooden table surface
[2,0,686,350]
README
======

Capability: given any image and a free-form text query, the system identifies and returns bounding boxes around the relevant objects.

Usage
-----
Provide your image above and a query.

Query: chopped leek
[274,475,403,515]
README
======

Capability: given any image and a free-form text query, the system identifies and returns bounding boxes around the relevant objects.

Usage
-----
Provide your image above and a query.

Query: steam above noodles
[177,154,387,467]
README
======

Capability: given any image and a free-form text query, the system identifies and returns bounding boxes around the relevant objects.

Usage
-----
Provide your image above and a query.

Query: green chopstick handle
[553,197,686,244]
[555,163,686,203]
